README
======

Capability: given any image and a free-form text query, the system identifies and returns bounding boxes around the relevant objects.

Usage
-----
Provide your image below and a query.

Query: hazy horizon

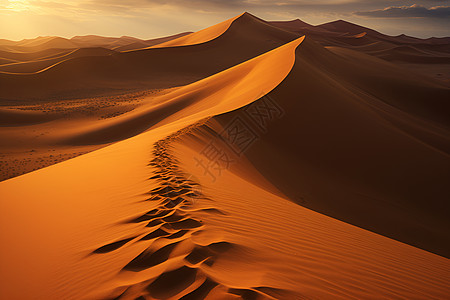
[1,1,449,41]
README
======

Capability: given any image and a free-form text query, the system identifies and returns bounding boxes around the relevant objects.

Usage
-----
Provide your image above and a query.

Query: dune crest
[0,12,449,300]
[62,37,304,145]
[149,13,244,49]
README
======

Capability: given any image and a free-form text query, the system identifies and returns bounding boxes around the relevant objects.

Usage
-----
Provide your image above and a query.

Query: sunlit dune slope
[1,32,449,299]
[148,14,242,48]
[0,13,299,101]
[59,37,303,145]
[200,37,450,257]
[0,35,303,300]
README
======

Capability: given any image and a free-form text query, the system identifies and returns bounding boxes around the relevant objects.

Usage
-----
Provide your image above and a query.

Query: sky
[0,0,449,41]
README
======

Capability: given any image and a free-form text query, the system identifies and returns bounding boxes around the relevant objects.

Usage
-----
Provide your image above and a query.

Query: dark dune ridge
[187,36,450,257]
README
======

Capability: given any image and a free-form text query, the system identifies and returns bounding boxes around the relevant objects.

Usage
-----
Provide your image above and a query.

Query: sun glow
[6,0,30,11]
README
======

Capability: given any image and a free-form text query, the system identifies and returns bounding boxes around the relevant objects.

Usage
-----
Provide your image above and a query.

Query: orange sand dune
[61,38,302,145]
[1,12,449,300]
[1,31,449,299]
[116,33,192,52]
[367,45,450,64]
[0,36,134,53]
[149,14,242,48]
[0,36,79,53]
[0,34,192,61]
[0,47,116,74]
[270,18,450,82]
[0,13,298,101]
[0,48,73,63]
[70,35,191,51]
[0,56,18,65]
[70,35,141,48]
[205,37,450,257]
[0,108,58,126]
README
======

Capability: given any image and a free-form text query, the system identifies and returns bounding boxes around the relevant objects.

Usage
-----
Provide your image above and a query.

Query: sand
[0,12,449,300]
[269,18,450,84]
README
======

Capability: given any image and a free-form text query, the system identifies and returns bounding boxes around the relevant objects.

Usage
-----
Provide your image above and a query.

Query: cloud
[29,1,74,9]
[355,4,450,18]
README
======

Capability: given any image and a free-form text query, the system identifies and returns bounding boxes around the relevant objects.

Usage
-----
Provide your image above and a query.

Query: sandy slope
[0,12,449,300]
[205,37,450,257]
[62,37,302,146]
[269,18,450,84]
[0,12,299,181]
[0,34,192,68]
[0,48,116,74]
[149,14,241,48]
[0,13,298,101]
[0,34,302,300]
[1,33,449,299]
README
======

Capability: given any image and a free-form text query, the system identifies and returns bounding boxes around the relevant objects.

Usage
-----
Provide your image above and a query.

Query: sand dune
[0,13,298,101]
[0,48,74,63]
[149,14,242,48]
[0,57,18,65]
[61,38,302,145]
[0,12,449,300]
[70,35,193,51]
[269,18,450,84]
[0,33,192,63]
[0,37,79,53]
[195,37,450,257]
[0,108,58,126]
[116,33,192,51]
[0,47,116,74]
[70,35,141,48]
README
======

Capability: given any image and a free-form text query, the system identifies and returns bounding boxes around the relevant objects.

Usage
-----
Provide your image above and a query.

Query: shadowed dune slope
[70,35,140,48]
[0,35,303,300]
[0,37,79,53]
[270,19,450,76]
[0,47,116,74]
[117,32,193,51]
[1,30,449,299]
[61,37,304,145]
[0,12,299,101]
[0,33,194,66]
[200,37,450,257]
[0,108,58,126]
[0,48,74,63]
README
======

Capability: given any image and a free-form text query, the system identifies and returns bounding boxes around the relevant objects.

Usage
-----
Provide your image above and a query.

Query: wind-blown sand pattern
[0,12,449,300]
[91,121,302,299]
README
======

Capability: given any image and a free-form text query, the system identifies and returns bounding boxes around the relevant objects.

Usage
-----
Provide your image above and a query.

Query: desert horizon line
[2,12,449,43]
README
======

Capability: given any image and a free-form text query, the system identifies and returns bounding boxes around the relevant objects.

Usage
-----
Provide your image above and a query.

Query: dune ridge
[199,36,450,257]
[0,12,449,300]
[148,14,243,49]
[0,47,116,74]
[269,18,450,84]
[0,12,299,101]
[62,37,304,145]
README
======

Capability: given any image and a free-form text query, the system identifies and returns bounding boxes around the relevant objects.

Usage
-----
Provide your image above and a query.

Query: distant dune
[268,18,450,85]
[0,12,449,300]
[0,13,298,100]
